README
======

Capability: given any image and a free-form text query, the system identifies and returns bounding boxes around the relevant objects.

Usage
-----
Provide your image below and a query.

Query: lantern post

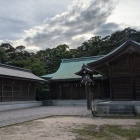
[75,64,94,110]
[75,64,105,113]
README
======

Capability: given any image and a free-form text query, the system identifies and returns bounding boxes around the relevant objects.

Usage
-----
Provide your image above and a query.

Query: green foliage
[12,58,46,76]
[0,28,140,76]
[36,84,50,101]
[0,48,7,63]
[73,123,140,140]
[16,45,25,52]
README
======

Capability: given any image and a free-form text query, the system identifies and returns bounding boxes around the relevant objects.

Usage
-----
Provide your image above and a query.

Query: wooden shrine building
[88,39,140,101]
[0,64,45,102]
[42,39,140,102]
[42,56,109,100]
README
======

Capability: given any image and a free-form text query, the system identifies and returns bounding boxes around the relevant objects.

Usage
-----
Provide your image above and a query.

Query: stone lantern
[76,64,94,110]
[75,64,103,111]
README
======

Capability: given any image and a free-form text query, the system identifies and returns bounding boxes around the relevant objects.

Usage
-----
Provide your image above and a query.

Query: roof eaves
[0,63,31,73]
[62,55,104,63]
[88,39,140,66]
[0,74,47,82]
[41,55,105,80]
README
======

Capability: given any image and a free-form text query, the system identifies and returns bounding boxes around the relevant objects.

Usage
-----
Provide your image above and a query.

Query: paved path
[0,106,92,127]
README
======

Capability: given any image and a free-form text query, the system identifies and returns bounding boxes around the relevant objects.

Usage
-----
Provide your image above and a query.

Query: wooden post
[1,77,3,102]
[59,84,61,99]
[20,81,22,100]
[109,66,113,100]
[12,85,13,101]
[28,85,30,100]
[85,83,91,110]
[131,55,136,100]
[69,83,72,99]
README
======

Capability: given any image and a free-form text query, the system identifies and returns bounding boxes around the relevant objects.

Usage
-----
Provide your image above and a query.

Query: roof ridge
[88,39,140,66]
[0,63,32,73]
[62,55,104,63]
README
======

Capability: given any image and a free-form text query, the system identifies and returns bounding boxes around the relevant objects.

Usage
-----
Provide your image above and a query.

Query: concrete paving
[0,106,92,127]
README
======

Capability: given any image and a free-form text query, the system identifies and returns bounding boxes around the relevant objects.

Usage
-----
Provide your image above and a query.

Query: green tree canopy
[0,27,139,76]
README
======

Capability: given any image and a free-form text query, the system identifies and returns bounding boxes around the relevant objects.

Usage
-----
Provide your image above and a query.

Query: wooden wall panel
[134,55,140,76]
[13,86,21,101]
[50,81,86,100]
[0,78,36,102]
[112,78,133,100]
[0,85,2,101]
[112,56,131,77]
[112,65,131,77]
[29,86,36,100]
[135,77,140,100]
[3,85,12,101]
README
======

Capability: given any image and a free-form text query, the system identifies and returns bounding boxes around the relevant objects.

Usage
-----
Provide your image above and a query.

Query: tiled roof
[0,64,45,82]
[88,39,140,66]
[41,56,104,80]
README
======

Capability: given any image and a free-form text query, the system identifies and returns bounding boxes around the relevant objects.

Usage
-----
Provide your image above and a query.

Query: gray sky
[0,0,140,52]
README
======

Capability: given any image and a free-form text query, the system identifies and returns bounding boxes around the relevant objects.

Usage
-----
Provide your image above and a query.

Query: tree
[15,45,25,53]
[12,58,46,76]
[0,48,7,63]
[0,27,140,77]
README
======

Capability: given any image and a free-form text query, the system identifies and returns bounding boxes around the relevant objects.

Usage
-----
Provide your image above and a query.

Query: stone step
[109,105,134,115]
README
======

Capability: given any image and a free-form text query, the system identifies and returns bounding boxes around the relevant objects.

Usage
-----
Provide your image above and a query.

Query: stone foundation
[0,101,42,111]
[96,101,140,115]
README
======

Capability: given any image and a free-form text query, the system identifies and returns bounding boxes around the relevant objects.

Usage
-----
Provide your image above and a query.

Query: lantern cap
[75,64,104,76]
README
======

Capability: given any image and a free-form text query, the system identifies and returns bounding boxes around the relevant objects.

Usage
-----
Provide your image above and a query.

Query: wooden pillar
[85,83,92,110]
[70,83,74,99]
[131,55,136,100]
[101,79,104,99]
[11,85,13,101]
[1,77,3,102]
[20,81,22,100]
[34,84,36,100]
[59,84,62,99]
[109,66,113,100]
[28,85,30,100]
[97,82,100,99]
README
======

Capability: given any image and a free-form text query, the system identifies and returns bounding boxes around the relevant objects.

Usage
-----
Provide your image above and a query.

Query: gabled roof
[0,64,45,82]
[88,39,140,67]
[41,56,104,81]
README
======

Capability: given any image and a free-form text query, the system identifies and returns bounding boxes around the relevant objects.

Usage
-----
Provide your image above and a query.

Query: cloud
[1,0,119,52]
[0,16,27,40]
[0,0,73,40]
[21,0,119,51]
[94,23,119,36]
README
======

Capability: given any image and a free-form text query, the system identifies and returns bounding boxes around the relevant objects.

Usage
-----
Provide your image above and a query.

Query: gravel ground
[0,106,92,127]
[0,116,140,140]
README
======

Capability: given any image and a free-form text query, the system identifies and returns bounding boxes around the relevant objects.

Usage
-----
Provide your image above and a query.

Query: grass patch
[104,125,140,140]
[72,123,140,140]
[73,125,108,138]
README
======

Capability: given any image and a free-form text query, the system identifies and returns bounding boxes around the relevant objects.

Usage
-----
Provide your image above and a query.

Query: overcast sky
[0,0,140,52]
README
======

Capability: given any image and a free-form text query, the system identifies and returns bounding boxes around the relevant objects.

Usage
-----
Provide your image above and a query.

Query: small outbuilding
[0,63,45,102]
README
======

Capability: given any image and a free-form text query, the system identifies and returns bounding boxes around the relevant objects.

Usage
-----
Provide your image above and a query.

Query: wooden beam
[59,84,62,99]
[11,85,13,101]
[109,66,113,100]
[1,77,3,102]
[131,55,136,100]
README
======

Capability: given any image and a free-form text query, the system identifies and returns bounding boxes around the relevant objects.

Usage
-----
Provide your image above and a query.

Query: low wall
[46,99,107,107]
[96,101,140,115]
[0,101,42,111]
[51,100,87,106]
